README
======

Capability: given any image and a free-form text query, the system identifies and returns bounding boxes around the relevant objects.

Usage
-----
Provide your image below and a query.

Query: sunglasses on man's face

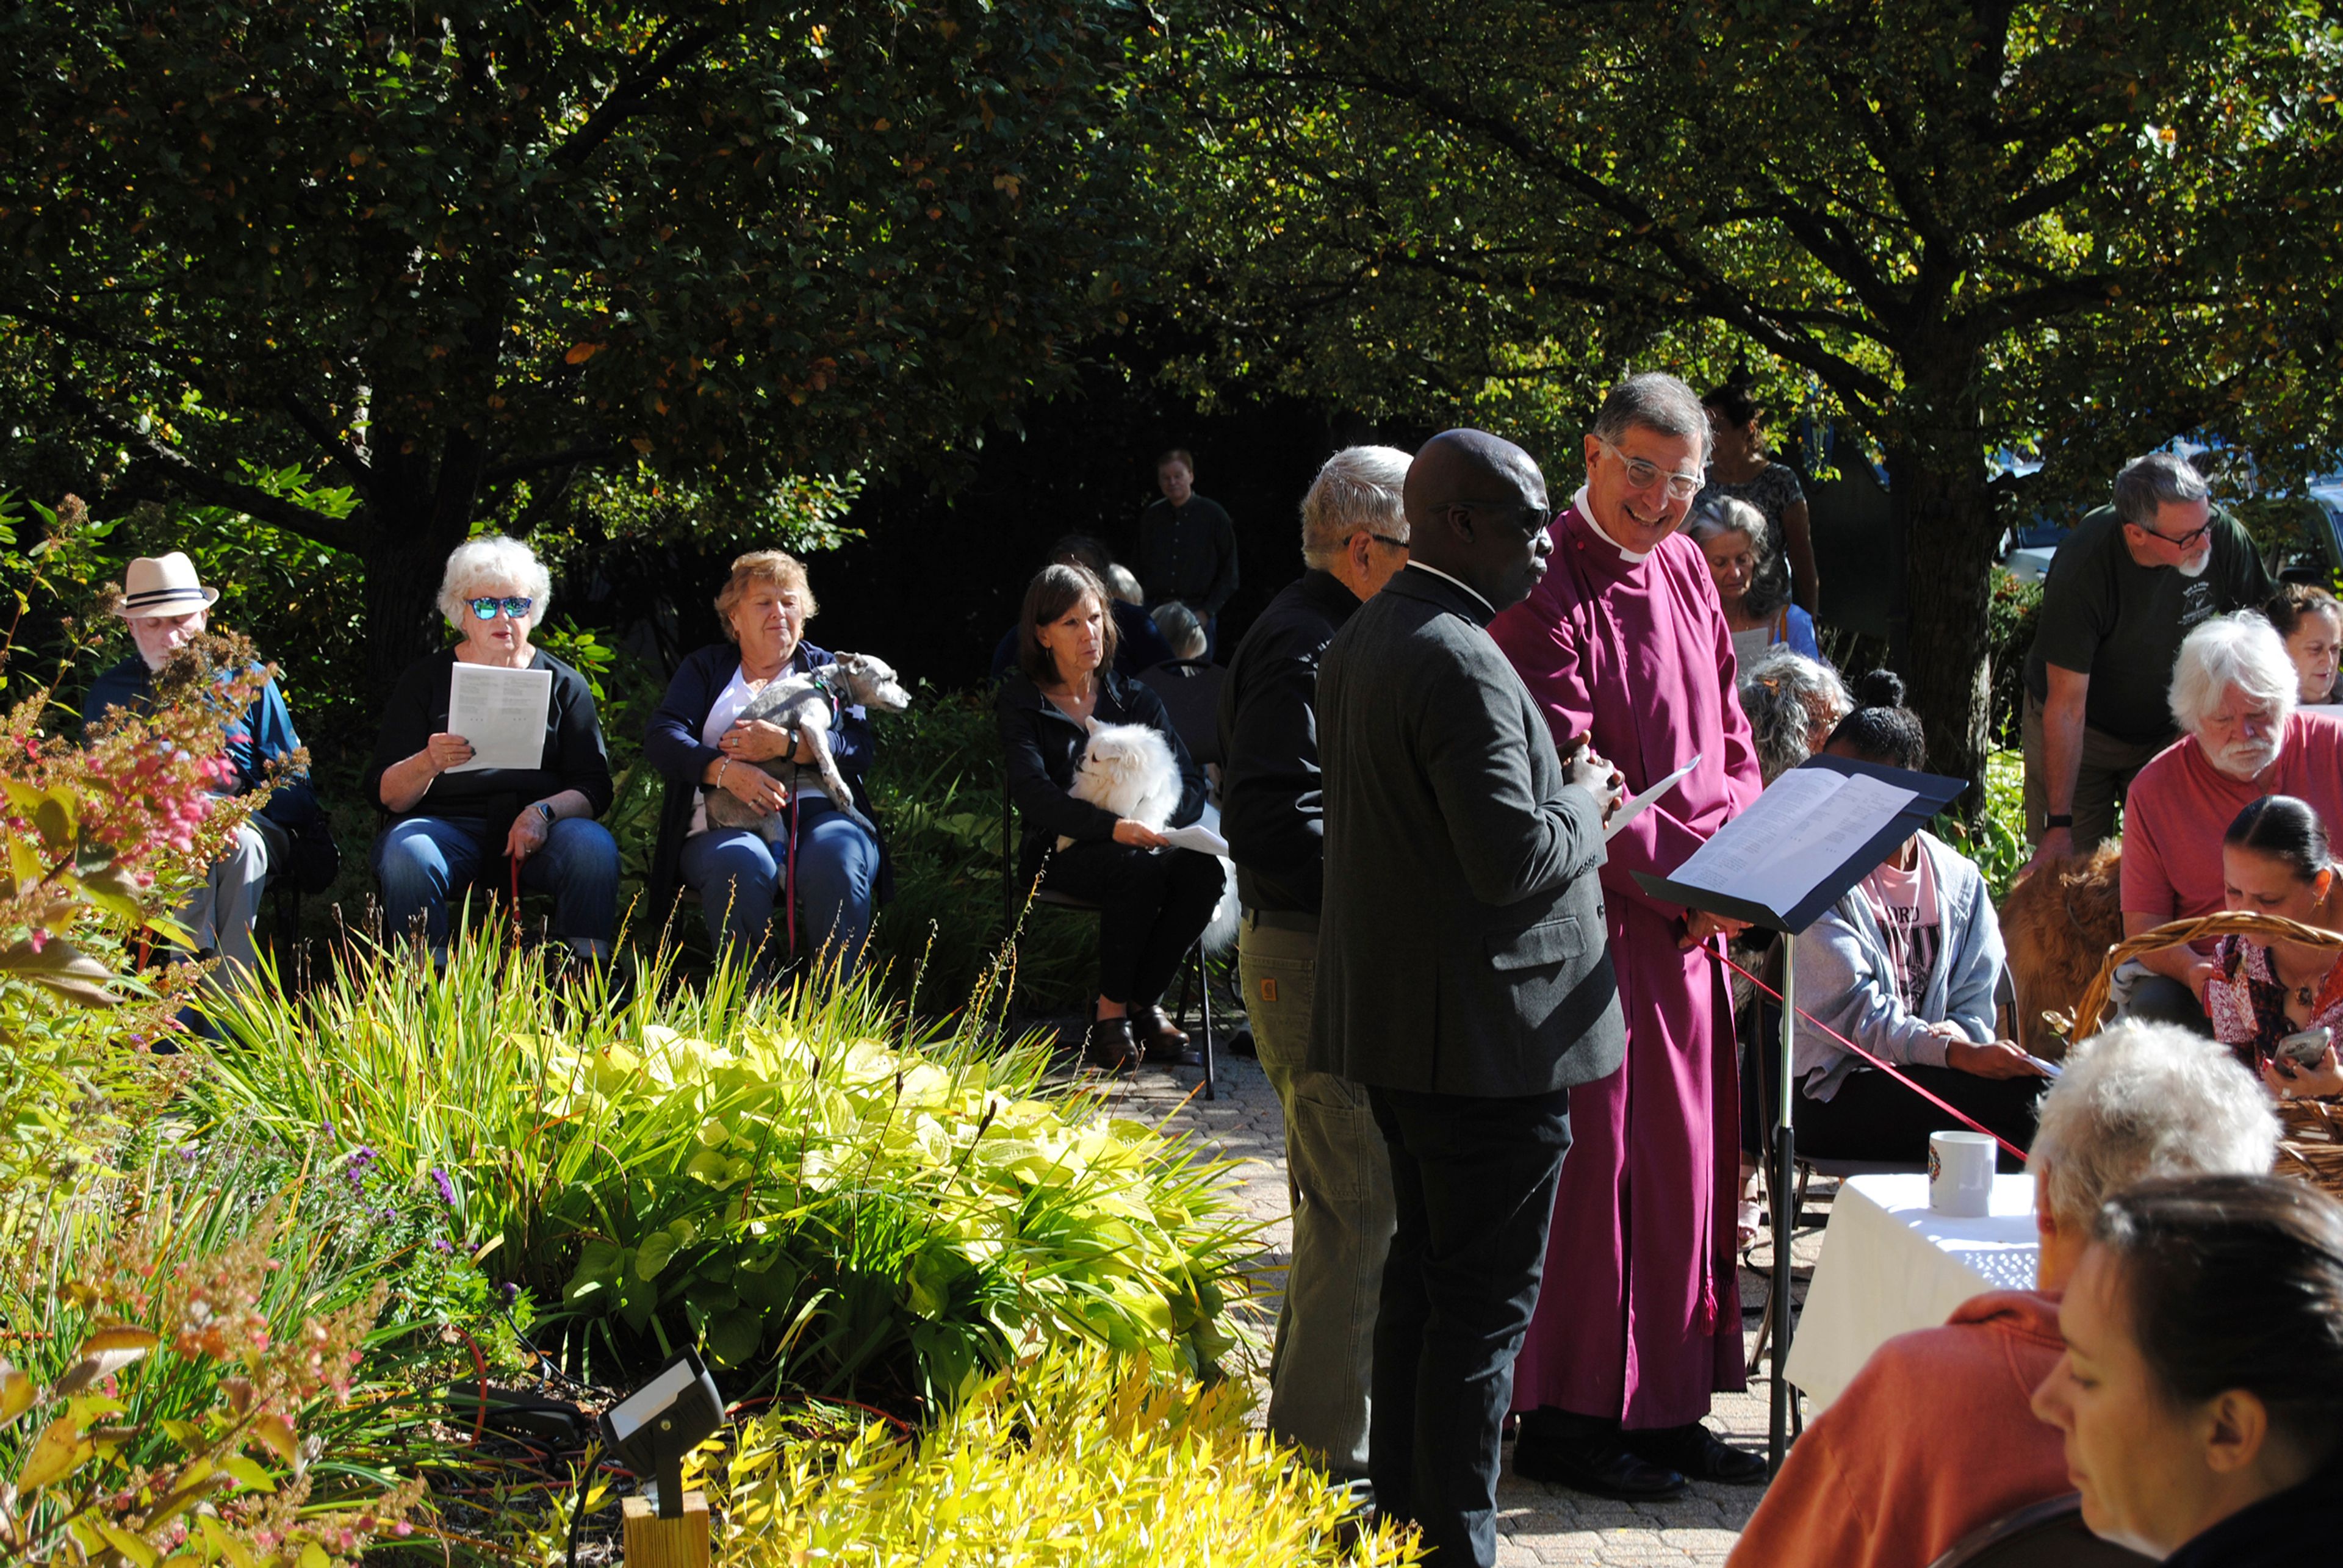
[470,596,534,620]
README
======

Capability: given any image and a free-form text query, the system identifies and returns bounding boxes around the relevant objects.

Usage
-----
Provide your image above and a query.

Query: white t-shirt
[690,664,824,836]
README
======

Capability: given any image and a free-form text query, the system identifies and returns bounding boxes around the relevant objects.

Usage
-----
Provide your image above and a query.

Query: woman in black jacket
[365,536,618,966]
[997,563,1220,1068]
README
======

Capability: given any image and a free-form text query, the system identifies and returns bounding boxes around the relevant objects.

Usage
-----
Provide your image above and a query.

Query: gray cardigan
[1309,567,1624,1098]
[1791,830,2007,1101]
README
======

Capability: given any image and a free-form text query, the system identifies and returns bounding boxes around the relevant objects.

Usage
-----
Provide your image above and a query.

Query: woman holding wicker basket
[2204,794,2343,1102]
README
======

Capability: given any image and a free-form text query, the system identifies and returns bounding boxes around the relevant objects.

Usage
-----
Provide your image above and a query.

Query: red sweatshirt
[1728,1291,2070,1568]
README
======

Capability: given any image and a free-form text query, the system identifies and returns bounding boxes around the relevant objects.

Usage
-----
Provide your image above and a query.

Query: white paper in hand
[447,663,554,772]
[1159,821,1230,857]
[1604,754,1701,841]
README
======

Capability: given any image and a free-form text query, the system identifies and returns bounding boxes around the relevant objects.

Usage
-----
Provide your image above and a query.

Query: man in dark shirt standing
[2022,452,2272,866]
[1137,447,1239,655]
[1218,444,1412,1487]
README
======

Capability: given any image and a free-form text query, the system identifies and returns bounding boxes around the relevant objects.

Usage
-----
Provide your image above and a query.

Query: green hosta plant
[192,935,1254,1411]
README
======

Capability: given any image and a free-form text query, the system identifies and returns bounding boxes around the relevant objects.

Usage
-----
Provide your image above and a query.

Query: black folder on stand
[1629,753,1967,934]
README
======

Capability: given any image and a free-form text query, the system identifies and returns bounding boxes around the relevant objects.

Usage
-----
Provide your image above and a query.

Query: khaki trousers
[2020,692,2167,854]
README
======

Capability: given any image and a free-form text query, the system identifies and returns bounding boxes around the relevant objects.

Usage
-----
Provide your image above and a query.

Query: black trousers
[1798,1064,2043,1173]
[1368,1083,1574,1567]
[1037,841,1223,1009]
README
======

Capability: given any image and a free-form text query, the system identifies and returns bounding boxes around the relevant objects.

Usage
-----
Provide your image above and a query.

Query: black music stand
[1631,753,1965,1473]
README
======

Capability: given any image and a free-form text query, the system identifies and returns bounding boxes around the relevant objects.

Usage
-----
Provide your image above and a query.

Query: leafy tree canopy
[1164,0,2343,784]
[0,0,1161,686]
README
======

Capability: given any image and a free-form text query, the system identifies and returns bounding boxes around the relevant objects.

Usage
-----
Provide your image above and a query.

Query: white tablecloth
[1780,1172,2040,1412]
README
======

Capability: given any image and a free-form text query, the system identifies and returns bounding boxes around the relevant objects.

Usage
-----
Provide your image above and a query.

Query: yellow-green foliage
[704,1349,1420,1567]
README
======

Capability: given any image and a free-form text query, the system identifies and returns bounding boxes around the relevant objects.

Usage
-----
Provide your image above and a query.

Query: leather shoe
[1512,1434,1687,1500]
[1085,1016,1137,1070]
[1129,1005,1189,1062]
[1623,1422,1767,1486]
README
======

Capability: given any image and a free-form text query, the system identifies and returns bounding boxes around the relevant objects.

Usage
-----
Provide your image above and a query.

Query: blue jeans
[678,798,879,976]
[373,815,619,951]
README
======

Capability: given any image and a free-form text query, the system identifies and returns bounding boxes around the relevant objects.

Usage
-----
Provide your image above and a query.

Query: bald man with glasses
[2021,451,2273,866]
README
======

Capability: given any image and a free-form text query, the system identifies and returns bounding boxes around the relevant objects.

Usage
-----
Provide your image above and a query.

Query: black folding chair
[1001,768,1217,1098]
[1926,1493,2151,1568]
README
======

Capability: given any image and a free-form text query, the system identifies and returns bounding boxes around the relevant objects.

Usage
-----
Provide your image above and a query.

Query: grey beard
[2212,739,2281,779]
[2176,552,2211,580]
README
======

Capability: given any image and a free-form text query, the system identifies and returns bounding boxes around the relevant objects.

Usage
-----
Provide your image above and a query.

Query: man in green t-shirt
[2021,451,2273,865]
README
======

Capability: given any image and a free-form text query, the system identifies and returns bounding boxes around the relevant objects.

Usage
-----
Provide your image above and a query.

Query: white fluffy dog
[1062,721,1238,952]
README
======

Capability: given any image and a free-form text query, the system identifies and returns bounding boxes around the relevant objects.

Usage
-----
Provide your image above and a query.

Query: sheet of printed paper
[1669,768,1917,917]
[446,663,554,772]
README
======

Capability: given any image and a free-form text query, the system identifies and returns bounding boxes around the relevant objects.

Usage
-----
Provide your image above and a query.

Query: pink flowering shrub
[0,1196,423,1568]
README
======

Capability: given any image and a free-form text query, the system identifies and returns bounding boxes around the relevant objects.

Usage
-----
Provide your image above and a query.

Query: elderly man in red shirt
[2117,611,2343,1028]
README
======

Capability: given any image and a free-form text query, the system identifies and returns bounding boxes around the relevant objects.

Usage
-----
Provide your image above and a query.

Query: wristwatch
[536,802,557,828]
[2043,813,2074,829]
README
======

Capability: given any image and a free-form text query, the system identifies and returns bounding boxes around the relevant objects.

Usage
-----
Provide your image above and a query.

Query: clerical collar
[1573,485,1654,564]
[1404,561,1497,617]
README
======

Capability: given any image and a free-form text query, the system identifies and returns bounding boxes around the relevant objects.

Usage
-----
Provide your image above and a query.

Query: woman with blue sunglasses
[364,535,619,968]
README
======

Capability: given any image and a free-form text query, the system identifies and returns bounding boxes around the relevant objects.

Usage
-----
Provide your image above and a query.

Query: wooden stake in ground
[622,1493,710,1568]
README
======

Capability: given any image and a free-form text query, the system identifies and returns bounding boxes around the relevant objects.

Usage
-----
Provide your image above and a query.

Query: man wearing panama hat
[83,551,322,980]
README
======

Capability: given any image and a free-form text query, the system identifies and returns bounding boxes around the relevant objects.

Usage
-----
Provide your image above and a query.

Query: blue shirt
[82,653,319,824]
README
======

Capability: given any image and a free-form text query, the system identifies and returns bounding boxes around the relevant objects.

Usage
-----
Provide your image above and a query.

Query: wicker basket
[2068,911,2343,1201]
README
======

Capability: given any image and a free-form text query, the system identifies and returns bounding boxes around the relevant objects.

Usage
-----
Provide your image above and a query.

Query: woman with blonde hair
[644,549,884,980]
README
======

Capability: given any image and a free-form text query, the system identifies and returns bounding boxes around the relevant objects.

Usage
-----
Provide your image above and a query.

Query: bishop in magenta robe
[1491,484,1763,1438]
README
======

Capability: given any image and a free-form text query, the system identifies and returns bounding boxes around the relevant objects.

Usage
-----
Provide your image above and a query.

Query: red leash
[1709,946,2032,1165]
[783,789,801,956]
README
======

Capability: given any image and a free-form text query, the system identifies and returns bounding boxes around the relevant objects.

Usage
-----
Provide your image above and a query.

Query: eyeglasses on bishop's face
[1597,436,1705,502]
[469,596,535,620]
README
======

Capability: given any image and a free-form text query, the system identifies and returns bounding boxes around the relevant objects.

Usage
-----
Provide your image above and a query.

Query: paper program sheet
[446,663,553,772]
[1668,768,1917,917]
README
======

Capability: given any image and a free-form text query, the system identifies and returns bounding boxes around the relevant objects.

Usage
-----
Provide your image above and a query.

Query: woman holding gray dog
[645,550,885,982]
[998,563,1220,1070]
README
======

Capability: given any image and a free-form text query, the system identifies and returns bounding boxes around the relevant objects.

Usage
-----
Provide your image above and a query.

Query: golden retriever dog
[1997,841,2124,1059]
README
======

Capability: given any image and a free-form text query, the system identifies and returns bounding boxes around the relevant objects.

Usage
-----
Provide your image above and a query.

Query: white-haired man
[1216,444,1411,1486]
[2023,452,2272,865]
[82,552,320,982]
[1728,1020,2280,1568]
[2118,611,2343,1026]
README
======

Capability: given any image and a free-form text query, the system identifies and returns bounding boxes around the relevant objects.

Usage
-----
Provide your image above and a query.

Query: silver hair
[1151,601,1207,660]
[1684,496,1769,552]
[1102,563,1145,606]
[2031,1020,2278,1232]
[2168,611,2297,738]
[1737,648,1852,785]
[437,534,553,628]
[1591,371,1710,461]
[2112,451,2212,530]
[1300,445,1411,569]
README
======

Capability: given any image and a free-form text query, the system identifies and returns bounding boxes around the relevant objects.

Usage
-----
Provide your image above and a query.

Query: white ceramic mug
[1928,1130,1996,1217]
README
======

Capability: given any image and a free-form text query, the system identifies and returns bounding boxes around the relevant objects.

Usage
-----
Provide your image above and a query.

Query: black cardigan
[995,668,1207,879]
[363,648,613,829]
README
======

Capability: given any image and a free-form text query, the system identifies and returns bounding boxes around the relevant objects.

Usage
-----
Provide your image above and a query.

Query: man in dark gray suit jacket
[1314,429,1626,1565]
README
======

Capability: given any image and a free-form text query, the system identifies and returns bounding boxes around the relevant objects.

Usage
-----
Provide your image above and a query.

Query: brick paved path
[1073,1041,1832,1567]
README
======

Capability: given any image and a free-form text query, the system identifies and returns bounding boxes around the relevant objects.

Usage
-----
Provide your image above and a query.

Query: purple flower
[499,1281,519,1304]
[429,1168,456,1206]
[431,1239,455,1254]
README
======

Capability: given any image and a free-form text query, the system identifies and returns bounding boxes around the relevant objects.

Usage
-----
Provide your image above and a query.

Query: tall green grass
[189,932,1254,1415]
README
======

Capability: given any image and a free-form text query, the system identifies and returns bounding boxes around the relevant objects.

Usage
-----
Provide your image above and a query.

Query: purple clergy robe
[1491,503,1764,1428]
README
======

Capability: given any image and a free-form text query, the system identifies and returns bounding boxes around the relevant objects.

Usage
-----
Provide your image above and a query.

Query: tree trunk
[359,504,472,700]
[1889,362,2001,816]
